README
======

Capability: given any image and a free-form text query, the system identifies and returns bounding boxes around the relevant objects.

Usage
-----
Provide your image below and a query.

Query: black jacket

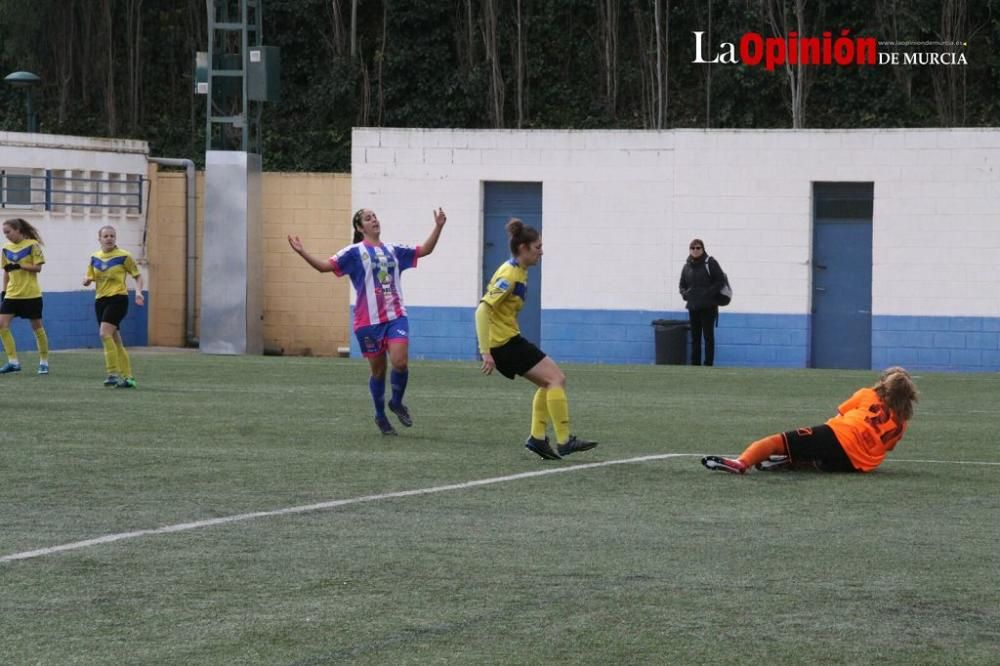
[679,255,725,311]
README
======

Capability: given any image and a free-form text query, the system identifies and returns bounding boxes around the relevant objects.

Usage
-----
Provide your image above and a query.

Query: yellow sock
[530,388,549,440]
[116,341,132,378]
[34,327,49,362]
[0,328,16,362]
[102,336,119,375]
[546,387,571,444]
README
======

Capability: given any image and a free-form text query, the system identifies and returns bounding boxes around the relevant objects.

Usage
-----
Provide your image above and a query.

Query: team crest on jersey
[491,278,510,295]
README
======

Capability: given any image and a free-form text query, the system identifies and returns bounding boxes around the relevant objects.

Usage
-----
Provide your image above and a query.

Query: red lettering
[740,32,764,66]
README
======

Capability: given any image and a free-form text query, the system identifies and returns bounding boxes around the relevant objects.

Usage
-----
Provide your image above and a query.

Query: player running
[475,218,597,461]
[0,218,50,375]
[82,225,145,388]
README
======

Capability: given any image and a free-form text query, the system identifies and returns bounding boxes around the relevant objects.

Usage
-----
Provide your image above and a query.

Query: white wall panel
[352,128,1000,318]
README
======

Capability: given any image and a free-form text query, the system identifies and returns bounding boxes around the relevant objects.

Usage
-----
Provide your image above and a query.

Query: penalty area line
[1,453,697,564]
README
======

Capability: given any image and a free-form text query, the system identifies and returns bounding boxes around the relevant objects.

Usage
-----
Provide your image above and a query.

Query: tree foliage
[0,0,996,171]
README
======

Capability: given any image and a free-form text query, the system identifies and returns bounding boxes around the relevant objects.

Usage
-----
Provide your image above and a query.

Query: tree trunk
[515,0,524,128]
[763,0,818,128]
[126,0,145,132]
[350,0,358,57]
[51,0,77,125]
[631,1,654,128]
[481,0,504,128]
[600,0,619,118]
[101,0,118,135]
[378,0,387,126]
[705,0,712,127]
[327,0,348,57]
[652,0,668,128]
[875,0,915,106]
[931,0,966,125]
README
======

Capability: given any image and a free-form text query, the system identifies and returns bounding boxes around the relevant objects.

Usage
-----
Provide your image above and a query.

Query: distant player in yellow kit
[83,226,144,388]
[475,218,597,460]
[0,218,50,375]
[703,367,918,474]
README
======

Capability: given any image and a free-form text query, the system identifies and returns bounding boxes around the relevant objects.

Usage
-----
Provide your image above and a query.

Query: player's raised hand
[433,208,447,228]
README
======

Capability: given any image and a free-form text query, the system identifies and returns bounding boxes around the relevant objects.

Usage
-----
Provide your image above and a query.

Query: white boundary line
[4,453,997,564]
[888,457,1000,466]
[1,453,694,563]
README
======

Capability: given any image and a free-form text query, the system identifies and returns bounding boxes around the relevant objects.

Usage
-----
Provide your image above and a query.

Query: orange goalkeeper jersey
[826,387,907,472]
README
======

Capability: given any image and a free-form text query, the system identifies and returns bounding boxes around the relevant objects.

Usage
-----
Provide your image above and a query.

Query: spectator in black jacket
[678,238,725,366]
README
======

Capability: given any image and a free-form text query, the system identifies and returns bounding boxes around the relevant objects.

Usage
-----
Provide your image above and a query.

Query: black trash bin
[652,319,689,365]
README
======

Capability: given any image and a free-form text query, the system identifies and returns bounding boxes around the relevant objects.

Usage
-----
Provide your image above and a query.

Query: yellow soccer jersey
[87,248,141,299]
[480,259,529,348]
[2,239,44,299]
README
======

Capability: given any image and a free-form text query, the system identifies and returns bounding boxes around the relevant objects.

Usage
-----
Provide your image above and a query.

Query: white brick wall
[352,128,1000,318]
[0,132,150,293]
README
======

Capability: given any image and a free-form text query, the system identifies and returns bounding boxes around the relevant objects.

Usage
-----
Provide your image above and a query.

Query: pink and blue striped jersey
[329,241,420,330]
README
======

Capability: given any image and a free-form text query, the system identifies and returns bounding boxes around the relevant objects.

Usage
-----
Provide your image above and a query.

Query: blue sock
[369,376,386,417]
[390,368,409,407]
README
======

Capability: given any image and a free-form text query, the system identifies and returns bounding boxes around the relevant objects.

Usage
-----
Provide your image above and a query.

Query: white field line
[888,457,1000,466]
[1,453,696,563]
[4,453,996,564]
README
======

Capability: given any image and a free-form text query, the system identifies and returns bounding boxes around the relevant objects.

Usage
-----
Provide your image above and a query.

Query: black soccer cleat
[387,401,413,427]
[525,436,561,460]
[701,455,748,474]
[375,414,398,436]
[557,435,598,457]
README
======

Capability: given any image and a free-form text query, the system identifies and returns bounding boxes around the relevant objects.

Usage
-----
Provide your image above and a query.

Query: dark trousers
[688,307,717,366]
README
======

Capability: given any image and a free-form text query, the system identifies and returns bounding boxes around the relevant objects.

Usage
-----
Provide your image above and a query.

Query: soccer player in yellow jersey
[0,218,50,375]
[702,367,918,474]
[475,218,597,460]
[82,226,144,388]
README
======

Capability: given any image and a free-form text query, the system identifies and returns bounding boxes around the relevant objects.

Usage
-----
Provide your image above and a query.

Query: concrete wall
[351,128,1000,371]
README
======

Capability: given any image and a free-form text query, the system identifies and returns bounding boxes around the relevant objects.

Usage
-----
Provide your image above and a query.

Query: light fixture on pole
[4,71,41,132]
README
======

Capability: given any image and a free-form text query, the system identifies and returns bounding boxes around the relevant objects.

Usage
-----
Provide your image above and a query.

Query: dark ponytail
[506,217,539,255]
[351,209,364,243]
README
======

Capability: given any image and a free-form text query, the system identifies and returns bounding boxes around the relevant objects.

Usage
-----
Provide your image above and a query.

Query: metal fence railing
[0,169,143,214]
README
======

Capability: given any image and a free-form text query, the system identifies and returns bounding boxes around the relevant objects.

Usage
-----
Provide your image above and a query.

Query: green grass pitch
[1,350,997,664]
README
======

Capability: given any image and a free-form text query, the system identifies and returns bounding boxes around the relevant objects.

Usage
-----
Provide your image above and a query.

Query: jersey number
[865,404,903,445]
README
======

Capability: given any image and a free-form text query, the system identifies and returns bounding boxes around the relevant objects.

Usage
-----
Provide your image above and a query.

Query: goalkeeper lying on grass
[703,367,918,474]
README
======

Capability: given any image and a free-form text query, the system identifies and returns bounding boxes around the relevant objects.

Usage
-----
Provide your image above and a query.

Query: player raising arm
[288,207,446,435]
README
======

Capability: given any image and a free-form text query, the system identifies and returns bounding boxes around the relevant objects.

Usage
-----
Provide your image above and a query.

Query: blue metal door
[811,219,872,369]
[483,182,542,344]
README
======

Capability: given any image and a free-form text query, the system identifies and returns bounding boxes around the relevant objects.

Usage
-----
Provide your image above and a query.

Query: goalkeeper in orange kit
[703,367,919,474]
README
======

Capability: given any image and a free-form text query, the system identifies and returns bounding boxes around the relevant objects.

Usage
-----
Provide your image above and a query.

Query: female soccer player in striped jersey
[0,218,50,375]
[82,225,145,388]
[475,218,597,460]
[288,207,446,435]
[702,367,918,474]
